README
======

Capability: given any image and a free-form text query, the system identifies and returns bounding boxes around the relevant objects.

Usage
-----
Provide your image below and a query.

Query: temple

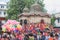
[18,2,51,25]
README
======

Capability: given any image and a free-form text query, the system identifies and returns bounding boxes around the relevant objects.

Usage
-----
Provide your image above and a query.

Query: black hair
[50,33,54,37]
[2,35,7,38]
[28,33,33,36]
[40,31,43,34]
[55,34,59,37]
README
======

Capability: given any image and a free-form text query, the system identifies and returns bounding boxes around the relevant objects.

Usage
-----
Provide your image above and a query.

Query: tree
[7,0,46,20]
[37,0,47,12]
[51,14,55,25]
[7,0,25,20]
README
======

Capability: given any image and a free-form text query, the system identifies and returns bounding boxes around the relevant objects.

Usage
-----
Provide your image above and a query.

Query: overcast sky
[0,0,60,14]
[44,0,60,14]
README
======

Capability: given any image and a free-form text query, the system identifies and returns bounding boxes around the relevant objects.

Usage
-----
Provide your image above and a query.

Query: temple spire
[23,6,29,13]
[30,0,41,13]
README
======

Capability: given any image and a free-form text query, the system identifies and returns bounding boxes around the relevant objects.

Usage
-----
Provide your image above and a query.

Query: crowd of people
[0,24,60,40]
[0,20,60,40]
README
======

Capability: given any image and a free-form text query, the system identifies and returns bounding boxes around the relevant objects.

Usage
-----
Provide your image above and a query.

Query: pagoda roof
[18,12,51,18]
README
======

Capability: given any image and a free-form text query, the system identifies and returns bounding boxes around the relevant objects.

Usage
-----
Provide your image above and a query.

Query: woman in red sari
[38,19,46,31]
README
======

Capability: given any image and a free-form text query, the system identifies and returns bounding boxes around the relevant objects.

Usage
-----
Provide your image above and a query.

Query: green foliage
[7,0,46,20]
[37,0,47,12]
[24,0,35,8]
[51,16,55,25]
[7,0,25,20]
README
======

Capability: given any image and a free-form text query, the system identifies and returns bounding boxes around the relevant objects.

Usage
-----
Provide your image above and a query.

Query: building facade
[54,13,60,27]
[0,2,7,24]
[18,3,51,25]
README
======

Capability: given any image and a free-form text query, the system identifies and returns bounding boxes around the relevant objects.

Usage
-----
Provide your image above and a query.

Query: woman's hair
[55,34,59,37]
[50,33,54,37]
[28,33,33,36]
[40,31,43,35]
[2,35,7,38]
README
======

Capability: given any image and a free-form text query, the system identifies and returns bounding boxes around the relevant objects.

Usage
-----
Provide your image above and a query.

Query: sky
[44,0,60,14]
[0,0,60,14]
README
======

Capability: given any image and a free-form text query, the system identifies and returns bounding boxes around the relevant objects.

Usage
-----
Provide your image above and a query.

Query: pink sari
[19,35,24,40]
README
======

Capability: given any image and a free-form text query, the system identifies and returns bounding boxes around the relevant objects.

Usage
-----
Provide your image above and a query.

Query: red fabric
[54,37,58,40]
[16,35,23,40]
[39,24,45,31]
[29,25,34,30]
[32,30,37,34]
[44,32,48,36]
[19,35,23,40]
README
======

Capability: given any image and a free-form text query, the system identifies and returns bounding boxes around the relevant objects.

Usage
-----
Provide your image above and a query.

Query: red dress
[39,24,45,31]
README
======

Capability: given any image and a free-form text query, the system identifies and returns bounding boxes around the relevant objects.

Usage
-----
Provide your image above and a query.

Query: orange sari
[49,37,54,40]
